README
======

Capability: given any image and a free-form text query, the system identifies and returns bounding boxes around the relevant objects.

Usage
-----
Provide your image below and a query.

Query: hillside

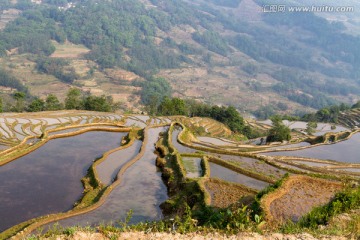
[0,0,360,115]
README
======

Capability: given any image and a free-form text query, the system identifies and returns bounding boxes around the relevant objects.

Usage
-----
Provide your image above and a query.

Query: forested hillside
[0,0,359,116]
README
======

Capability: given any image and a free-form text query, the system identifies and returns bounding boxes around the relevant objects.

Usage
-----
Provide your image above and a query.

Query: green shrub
[299,187,360,229]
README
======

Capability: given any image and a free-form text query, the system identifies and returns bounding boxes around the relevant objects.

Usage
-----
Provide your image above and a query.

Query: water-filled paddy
[264,133,360,163]
[131,115,149,122]
[96,139,142,185]
[332,168,360,173]
[267,142,310,150]
[47,125,122,136]
[171,128,197,153]
[0,144,9,151]
[293,160,333,168]
[197,137,237,146]
[182,157,202,178]
[37,118,61,125]
[259,120,349,136]
[0,131,122,232]
[52,127,168,228]
[209,162,269,190]
[215,154,287,179]
[277,162,311,172]
[0,122,12,138]
[124,118,147,128]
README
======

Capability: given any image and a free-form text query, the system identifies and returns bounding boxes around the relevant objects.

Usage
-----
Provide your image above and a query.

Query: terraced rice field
[196,136,238,146]
[338,108,360,129]
[259,120,349,136]
[204,179,256,208]
[0,111,359,237]
[96,139,143,186]
[209,162,269,190]
[0,131,122,232]
[182,157,202,178]
[50,127,169,228]
[263,133,360,163]
[262,175,343,223]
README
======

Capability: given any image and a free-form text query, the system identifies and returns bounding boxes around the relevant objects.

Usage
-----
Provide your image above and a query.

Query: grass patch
[298,186,360,229]
[182,157,199,173]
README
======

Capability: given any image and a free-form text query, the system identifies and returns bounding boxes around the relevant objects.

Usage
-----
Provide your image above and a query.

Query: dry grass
[50,41,90,59]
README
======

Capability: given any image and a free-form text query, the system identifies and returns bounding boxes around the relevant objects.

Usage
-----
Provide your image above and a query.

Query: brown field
[50,41,90,59]
[205,178,256,208]
[0,43,142,110]
[158,66,313,113]
[0,9,21,30]
[104,68,141,82]
[261,175,343,224]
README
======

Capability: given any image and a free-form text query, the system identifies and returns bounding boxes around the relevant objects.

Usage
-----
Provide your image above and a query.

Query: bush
[266,116,291,142]
[299,186,360,229]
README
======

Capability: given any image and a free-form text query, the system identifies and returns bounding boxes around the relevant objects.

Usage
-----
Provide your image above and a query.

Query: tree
[266,115,291,142]
[83,95,112,112]
[28,98,45,112]
[13,91,26,112]
[157,97,187,116]
[140,77,172,113]
[65,88,83,110]
[306,122,317,135]
[45,94,62,110]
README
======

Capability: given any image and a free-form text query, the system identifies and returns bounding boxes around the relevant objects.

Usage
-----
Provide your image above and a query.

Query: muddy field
[262,175,343,223]
[204,178,256,208]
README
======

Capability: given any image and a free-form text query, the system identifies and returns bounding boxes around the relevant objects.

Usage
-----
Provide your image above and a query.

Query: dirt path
[43,231,349,240]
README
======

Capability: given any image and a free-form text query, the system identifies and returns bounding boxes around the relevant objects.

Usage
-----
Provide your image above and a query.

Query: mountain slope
[0,0,359,115]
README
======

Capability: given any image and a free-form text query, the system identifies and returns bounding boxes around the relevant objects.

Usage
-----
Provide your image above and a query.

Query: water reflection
[0,131,121,232]
[53,127,169,227]
[264,133,360,163]
[96,139,142,186]
[209,162,269,190]
[171,128,197,153]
